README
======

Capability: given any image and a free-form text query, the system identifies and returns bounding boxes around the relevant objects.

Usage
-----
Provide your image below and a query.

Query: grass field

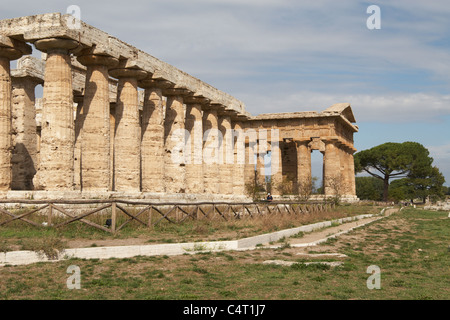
[0,206,448,300]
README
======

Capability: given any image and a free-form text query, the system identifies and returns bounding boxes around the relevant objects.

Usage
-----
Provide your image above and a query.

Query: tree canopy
[354,142,444,202]
[355,176,384,201]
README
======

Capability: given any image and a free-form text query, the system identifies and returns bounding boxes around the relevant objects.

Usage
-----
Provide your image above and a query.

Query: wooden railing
[0,199,335,234]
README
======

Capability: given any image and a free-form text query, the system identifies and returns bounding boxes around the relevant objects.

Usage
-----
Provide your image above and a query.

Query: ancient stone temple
[0,13,358,202]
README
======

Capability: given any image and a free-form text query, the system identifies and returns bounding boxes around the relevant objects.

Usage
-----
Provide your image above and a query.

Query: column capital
[184,95,210,105]
[322,136,340,144]
[202,103,221,112]
[0,36,32,60]
[294,138,312,146]
[77,54,119,68]
[34,37,79,53]
[162,87,192,97]
[11,72,44,86]
[139,78,173,89]
[217,108,237,118]
[109,67,148,80]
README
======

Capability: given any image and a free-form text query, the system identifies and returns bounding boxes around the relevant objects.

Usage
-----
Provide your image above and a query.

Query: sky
[1,0,449,186]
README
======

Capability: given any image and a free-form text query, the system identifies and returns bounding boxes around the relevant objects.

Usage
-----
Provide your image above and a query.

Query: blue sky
[2,0,449,186]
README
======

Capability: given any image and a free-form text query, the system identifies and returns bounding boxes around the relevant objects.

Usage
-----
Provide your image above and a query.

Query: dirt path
[283,207,398,253]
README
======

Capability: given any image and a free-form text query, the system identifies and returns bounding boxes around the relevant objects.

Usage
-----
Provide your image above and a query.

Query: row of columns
[1,36,356,198]
[0,36,250,195]
[266,138,356,196]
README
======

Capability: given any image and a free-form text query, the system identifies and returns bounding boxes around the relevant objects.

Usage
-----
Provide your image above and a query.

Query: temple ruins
[0,13,358,202]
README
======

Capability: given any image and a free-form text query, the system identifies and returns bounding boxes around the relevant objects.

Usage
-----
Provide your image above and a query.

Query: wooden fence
[0,199,335,234]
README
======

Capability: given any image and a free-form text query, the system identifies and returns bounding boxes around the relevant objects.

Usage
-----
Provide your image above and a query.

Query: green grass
[0,207,448,300]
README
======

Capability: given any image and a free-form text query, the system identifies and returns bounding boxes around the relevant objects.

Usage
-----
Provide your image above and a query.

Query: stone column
[11,75,42,190]
[109,102,116,191]
[338,145,349,195]
[244,133,257,189]
[296,139,312,195]
[202,107,220,194]
[323,139,341,196]
[218,114,233,195]
[109,67,147,192]
[0,43,28,190]
[347,148,357,196]
[232,121,246,195]
[184,100,205,194]
[34,38,79,190]
[163,91,187,194]
[139,80,166,193]
[256,150,266,188]
[269,129,282,196]
[77,54,118,191]
[73,95,84,190]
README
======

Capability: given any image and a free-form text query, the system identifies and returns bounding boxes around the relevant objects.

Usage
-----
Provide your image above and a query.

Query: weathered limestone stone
[33,38,78,190]
[244,134,257,189]
[256,152,266,188]
[323,139,340,196]
[77,54,118,191]
[219,114,233,195]
[164,93,186,193]
[185,103,204,194]
[296,139,312,194]
[109,67,147,192]
[202,108,220,194]
[11,76,42,190]
[232,121,245,195]
[0,37,31,190]
[73,96,84,190]
[338,146,349,195]
[140,84,165,193]
[347,148,356,195]
[270,141,282,196]
[0,56,13,190]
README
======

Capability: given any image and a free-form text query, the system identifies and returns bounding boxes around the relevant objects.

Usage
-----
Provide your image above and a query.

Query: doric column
[232,121,246,195]
[244,133,257,188]
[323,138,341,196]
[202,107,220,194]
[109,67,147,192]
[347,148,357,196]
[34,38,79,190]
[77,54,119,191]
[139,79,167,193]
[218,113,233,195]
[256,149,266,188]
[163,89,189,194]
[338,145,349,195]
[11,75,42,190]
[0,38,31,190]
[73,95,84,191]
[184,97,206,194]
[270,131,282,196]
[296,139,312,195]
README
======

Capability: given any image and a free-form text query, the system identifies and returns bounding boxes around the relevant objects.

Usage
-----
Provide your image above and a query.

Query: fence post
[148,207,153,228]
[111,201,117,233]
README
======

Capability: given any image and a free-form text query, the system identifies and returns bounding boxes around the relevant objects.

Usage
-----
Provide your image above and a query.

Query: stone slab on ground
[262,260,344,268]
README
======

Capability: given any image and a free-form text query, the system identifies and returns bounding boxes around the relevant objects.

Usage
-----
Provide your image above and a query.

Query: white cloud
[241,90,450,123]
[427,143,450,185]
